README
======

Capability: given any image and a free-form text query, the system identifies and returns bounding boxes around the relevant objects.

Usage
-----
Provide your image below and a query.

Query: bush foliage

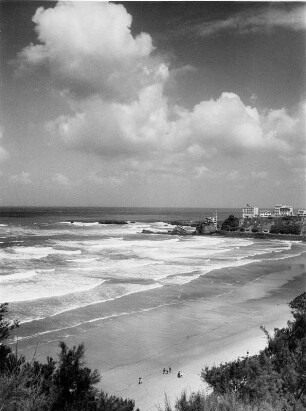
[0,303,136,411]
[221,215,240,231]
[2,293,306,411]
[164,293,306,411]
[270,217,301,235]
[201,292,306,410]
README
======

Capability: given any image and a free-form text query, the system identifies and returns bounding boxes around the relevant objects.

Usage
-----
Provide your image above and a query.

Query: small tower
[212,211,218,228]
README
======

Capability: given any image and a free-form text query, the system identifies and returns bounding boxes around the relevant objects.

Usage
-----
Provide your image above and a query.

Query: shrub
[221,215,239,231]
[163,391,277,411]
[201,293,306,410]
[0,305,137,411]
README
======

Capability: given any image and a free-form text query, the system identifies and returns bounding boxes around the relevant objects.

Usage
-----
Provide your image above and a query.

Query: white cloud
[10,171,32,185]
[52,173,70,186]
[0,147,8,162]
[17,1,160,101]
[18,1,305,183]
[89,172,124,186]
[195,5,306,37]
[0,127,9,162]
[47,91,299,160]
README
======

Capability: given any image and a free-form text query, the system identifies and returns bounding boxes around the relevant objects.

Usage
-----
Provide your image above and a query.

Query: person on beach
[138,377,142,384]
[163,368,166,374]
[168,366,172,373]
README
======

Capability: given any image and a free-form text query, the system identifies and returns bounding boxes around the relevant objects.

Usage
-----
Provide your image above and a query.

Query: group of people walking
[164,367,182,378]
[139,366,183,384]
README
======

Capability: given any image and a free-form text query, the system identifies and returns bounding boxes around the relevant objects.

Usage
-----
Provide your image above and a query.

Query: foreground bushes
[0,303,136,411]
[202,293,306,410]
[2,292,306,410]
[164,391,277,411]
[165,293,306,411]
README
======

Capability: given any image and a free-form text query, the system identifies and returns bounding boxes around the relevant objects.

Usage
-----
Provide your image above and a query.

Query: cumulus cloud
[17,1,161,101]
[47,91,297,159]
[195,5,306,36]
[17,1,305,182]
[52,173,70,186]
[0,147,8,162]
[10,171,32,185]
[0,127,9,162]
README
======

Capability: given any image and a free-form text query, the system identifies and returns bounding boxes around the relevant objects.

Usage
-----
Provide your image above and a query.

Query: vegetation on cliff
[0,303,136,411]
[220,214,304,236]
[165,293,306,411]
[2,292,306,410]
[221,215,240,231]
[270,216,302,235]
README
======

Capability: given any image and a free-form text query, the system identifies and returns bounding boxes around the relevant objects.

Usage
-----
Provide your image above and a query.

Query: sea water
[0,207,304,343]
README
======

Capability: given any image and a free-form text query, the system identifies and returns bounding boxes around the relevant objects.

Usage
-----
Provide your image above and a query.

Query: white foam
[71,222,100,227]
[161,274,201,285]
[0,246,81,260]
[0,278,107,303]
[3,220,305,328]
[18,283,163,326]
[36,268,56,273]
[0,270,38,283]
[67,257,98,263]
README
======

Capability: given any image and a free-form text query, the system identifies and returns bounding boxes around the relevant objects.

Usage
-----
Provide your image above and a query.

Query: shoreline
[214,231,306,242]
[17,251,306,411]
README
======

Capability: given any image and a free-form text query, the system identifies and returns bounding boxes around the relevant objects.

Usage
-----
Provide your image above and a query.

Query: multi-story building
[242,204,259,218]
[274,204,294,216]
[259,210,272,217]
[205,212,218,228]
[274,205,282,216]
[297,209,306,216]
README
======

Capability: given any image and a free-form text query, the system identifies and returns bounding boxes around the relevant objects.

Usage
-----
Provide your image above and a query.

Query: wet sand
[18,251,305,410]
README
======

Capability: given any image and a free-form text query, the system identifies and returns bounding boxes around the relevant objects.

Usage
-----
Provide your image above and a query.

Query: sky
[0,1,305,208]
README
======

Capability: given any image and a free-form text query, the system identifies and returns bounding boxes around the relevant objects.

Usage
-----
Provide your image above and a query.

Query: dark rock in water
[169,226,190,235]
[196,222,217,235]
[98,220,128,225]
[142,226,193,236]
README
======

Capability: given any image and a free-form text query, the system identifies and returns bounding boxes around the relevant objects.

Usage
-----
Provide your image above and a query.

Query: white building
[242,204,259,218]
[205,211,218,228]
[297,209,306,216]
[259,210,272,217]
[274,204,294,216]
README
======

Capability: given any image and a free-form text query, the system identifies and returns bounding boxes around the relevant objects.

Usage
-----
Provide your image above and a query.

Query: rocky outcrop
[169,226,190,235]
[196,222,217,235]
[142,226,193,236]
[98,220,128,225]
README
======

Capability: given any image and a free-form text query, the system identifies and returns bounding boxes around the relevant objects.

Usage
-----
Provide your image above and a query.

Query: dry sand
[19,252,305,411]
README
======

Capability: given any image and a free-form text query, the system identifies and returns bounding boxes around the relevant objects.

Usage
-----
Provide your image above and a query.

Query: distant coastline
[214,230,306,242]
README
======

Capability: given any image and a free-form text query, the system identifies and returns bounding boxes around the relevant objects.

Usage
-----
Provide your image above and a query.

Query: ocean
[0,207,305,346]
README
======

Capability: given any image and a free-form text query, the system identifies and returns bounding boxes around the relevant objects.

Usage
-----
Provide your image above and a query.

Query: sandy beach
[16,249,305,411]
[2,1,305,409]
